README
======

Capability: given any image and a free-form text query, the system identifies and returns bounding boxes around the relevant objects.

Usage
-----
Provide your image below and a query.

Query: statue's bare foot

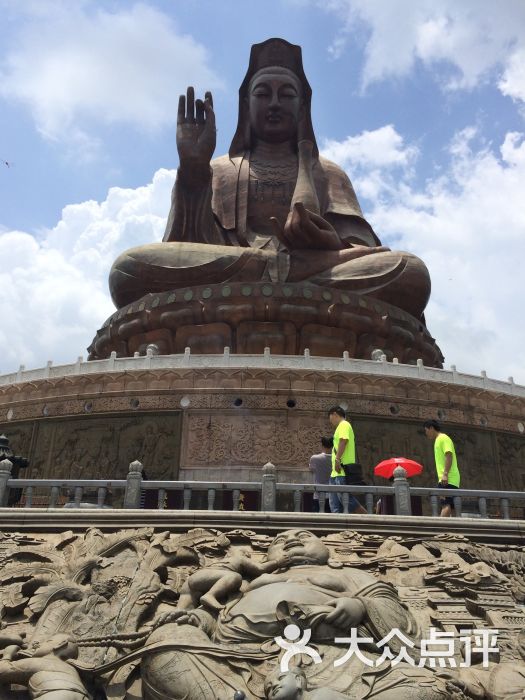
[200,593,224,611]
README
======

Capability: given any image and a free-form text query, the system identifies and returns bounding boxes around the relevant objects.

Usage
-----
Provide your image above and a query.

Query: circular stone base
[88,282,444,366]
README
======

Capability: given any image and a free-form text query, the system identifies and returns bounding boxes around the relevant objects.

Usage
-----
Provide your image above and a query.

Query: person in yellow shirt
[423,419,461,517]
[328,406,367,514]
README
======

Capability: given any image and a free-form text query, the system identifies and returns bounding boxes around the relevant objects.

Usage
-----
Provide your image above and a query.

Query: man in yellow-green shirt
[424,419,460,517]
[328,406,367,514]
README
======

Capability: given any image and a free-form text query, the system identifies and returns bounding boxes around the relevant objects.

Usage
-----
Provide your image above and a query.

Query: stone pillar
[261,462,277,511]
[0,458,13,507]
[393,466,412,516]
[123,460,143,509]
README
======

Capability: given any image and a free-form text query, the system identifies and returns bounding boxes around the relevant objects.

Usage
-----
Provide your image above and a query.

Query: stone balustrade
[1,458,524,519]
[0,349,523,398]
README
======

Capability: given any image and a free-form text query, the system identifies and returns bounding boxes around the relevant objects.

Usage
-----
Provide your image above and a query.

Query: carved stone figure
[1,526,523,699]
[0,634,91,700]
[264,667,349,699]
[90,38,442,362]
[141,529,456,699]
[180,546,291,611]
[448,663,525,700]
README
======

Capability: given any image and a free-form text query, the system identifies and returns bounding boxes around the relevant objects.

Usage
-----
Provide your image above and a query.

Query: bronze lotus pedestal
[88,282,442,366]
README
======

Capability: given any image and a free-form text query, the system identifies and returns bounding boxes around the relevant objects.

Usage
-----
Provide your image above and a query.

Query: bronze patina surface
[93,38,442,365]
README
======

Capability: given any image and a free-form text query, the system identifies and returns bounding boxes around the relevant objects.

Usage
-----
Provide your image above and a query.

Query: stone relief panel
[356,422,501,491]
[182,413,514,494]
[497,434,525,491]
[0,526,523,699]
[1,409,523,495]
[183,412,324,472]
[0,413,182,481]
[0,423,34,464]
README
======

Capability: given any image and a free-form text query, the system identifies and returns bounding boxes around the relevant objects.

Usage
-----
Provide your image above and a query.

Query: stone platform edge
[1,351,523,399]
[1,508,524,544]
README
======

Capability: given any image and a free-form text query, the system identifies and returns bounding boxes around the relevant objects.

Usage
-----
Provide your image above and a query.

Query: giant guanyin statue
[91,38,442,364]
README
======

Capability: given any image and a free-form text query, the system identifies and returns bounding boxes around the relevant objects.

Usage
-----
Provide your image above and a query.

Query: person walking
[328,406,367,514]
[309,436,333,512]
[423,419,460,517]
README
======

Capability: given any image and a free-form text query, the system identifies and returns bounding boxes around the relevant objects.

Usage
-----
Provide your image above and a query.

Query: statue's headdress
[229,38,318,158]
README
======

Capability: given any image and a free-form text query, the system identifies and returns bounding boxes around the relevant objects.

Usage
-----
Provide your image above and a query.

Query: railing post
[393,466,412,516]
[261,462,277,511]
[0,458,13,507]
[365,492,374,514]
[478,496,488,518]
[124,460,143,508]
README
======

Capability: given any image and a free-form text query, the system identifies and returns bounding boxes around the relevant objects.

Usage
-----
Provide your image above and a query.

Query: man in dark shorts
[309,436,332,512]
[423,419,460,517]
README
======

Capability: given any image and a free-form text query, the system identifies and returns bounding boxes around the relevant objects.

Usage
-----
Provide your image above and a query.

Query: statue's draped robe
[110,151,430,318]
[164,153,379,248]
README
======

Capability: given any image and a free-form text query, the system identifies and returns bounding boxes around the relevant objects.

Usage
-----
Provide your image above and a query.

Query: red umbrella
[374,457,423,479]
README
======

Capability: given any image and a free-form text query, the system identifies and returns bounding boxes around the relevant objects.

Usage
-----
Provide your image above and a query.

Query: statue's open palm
[177,87,216,168]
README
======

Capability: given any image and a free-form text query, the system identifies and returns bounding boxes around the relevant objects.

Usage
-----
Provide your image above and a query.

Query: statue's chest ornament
[249,156,298,205]
[249,178,296,205]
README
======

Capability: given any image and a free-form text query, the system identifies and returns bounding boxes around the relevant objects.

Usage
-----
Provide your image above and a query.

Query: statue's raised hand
[177,87,216,178]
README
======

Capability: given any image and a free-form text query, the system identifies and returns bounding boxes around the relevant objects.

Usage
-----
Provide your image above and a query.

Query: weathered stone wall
[0,413,182,481]
[0,366,523,489]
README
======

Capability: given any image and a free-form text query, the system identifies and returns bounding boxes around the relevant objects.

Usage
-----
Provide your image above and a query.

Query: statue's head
[247,66,304,145]
[267,529,330,566]
[230,38,317,156]
[264,667,307,699]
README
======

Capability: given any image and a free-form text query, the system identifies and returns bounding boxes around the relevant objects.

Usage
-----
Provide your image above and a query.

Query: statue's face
[248,69,303,144]
[264,670,302,699]
[267,529,329,565]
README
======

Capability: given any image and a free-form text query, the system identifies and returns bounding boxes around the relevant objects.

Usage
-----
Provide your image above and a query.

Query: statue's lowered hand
[155,609,192,626]
[155,608,214,634]
[435,670,485,700]
[324,597,366,629]
[271,203,343,251]
[177,86,216,178]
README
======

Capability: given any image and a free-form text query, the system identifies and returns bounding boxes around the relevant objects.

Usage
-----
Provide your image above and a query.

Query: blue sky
[1,0,524,383]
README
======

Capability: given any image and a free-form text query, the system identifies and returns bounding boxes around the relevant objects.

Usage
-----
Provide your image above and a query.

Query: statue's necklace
[250,158,298,184]
[250,144,298,184]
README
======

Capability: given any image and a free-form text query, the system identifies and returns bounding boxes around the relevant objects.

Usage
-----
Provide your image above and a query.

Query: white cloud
[322,125,525,383]
[0,3,222,151]
[0,169,175,372]
[322,125,418,201]
[323,125,418,168]
[499,48,525,105]
[319,0,525,101]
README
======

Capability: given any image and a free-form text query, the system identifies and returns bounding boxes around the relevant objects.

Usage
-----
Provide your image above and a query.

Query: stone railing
[1,459,524,519]
[0,348,523,397]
